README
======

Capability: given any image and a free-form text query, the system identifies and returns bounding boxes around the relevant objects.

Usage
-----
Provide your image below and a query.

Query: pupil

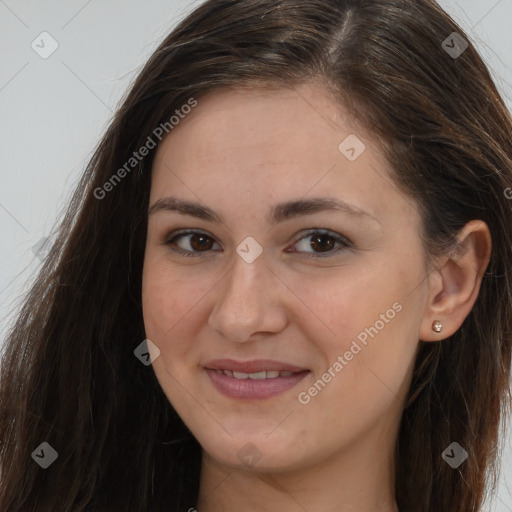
[311,235,333,252]
[191,234,213,251]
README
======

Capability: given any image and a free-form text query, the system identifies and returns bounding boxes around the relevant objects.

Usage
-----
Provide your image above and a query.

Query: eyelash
[163,228,352,258]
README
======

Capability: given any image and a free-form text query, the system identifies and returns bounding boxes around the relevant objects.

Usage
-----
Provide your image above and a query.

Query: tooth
[233,371,249,379]
[248,371,267,380]
[280,371,294,377]
[265,371,280,378]
[223,370,234,377]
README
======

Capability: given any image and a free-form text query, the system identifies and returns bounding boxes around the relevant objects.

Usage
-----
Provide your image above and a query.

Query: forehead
[155,84,353,170]
[150,83,416,226]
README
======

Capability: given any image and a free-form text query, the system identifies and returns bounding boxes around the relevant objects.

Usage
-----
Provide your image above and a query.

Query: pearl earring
[432,320,443,333]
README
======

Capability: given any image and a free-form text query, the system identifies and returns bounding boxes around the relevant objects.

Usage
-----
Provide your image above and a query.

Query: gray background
[1,1,511,509]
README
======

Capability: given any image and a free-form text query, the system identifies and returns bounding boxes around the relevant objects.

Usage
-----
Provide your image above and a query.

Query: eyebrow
[147,196,379,225]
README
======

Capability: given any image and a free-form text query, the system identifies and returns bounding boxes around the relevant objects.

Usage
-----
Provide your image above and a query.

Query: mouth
[204,359,310,400]
[211,369,303,379]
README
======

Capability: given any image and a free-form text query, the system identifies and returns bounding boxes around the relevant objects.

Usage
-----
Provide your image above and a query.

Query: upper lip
[204,358,308,373]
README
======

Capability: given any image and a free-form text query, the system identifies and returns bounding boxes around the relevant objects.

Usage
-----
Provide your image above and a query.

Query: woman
[1,0,511,510]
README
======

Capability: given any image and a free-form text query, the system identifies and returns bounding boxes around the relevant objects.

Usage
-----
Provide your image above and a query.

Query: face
[142,83,430,473]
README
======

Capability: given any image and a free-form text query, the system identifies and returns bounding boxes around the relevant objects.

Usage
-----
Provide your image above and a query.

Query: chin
[197,428,320,473]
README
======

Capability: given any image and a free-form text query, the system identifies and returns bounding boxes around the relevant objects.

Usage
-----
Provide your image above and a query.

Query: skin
[141,82,491,512]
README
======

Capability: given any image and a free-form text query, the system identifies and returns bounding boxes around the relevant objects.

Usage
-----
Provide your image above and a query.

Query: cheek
[285,259,408,349]
[288,254,422,392]
[141,258,204,405]
[141,257,202,357]
[142,270,178,338]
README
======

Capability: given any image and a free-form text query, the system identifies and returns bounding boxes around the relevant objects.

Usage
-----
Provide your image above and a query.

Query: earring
[432,320,443,333]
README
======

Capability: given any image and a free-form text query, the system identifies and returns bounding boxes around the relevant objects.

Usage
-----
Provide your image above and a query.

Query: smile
[204,359,310,399]
[213,369,298,379]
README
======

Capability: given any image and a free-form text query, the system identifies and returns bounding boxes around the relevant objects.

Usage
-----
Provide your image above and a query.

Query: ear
[420,220,492,342]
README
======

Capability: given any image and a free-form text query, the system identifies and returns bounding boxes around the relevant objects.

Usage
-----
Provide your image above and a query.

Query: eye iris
[190,234,213,251]
[310,234,334,252]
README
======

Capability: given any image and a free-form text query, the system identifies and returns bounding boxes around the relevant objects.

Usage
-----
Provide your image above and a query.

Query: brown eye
[188,233,215,251]
[289,229,351,257]
[310,234,336,252]
[165,230,220,257]
[164,228,351,258]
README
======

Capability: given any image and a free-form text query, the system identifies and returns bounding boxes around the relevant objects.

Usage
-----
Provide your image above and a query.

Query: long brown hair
[1,1,511,510]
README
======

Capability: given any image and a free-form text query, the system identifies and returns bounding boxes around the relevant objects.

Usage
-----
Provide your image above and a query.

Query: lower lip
[205,368,310,400]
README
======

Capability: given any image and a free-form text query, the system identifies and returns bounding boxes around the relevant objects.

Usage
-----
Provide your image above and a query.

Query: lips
[213,369,297,379]
[204,358,310,399]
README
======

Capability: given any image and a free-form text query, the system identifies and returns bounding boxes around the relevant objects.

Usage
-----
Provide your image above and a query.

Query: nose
[207,251,288,343]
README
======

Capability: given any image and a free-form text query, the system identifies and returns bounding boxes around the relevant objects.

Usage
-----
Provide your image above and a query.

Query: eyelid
[163,228,352,258]
[288,228,352,256]
[163,228,221,257]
